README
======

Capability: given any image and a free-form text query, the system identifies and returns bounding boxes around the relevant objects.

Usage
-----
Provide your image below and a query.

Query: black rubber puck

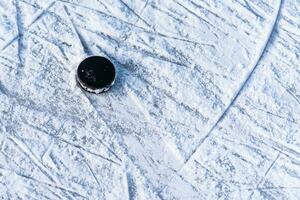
[77,56,116,94]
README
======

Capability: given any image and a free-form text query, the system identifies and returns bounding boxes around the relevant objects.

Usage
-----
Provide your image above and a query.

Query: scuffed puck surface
[77,56,115,93]
[0,0,299,199]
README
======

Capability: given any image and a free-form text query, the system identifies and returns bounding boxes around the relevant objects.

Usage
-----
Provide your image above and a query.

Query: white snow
[0,0,299,199]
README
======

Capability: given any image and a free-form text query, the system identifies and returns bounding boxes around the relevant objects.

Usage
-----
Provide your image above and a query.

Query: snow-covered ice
[0,0,299,199]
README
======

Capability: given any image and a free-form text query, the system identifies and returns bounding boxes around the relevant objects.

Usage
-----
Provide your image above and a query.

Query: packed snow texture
[0,0,299,199]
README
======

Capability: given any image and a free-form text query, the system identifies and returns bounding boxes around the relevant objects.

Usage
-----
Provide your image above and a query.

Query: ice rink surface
[0,0,299,199]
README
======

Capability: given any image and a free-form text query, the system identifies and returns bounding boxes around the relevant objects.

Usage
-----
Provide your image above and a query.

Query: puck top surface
[77,56,116,92]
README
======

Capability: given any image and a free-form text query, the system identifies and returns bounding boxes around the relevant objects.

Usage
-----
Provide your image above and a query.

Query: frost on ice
[0,0,299,199]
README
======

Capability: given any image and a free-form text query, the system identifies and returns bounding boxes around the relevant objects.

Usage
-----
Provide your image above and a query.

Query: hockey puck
[77,56,116,94]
